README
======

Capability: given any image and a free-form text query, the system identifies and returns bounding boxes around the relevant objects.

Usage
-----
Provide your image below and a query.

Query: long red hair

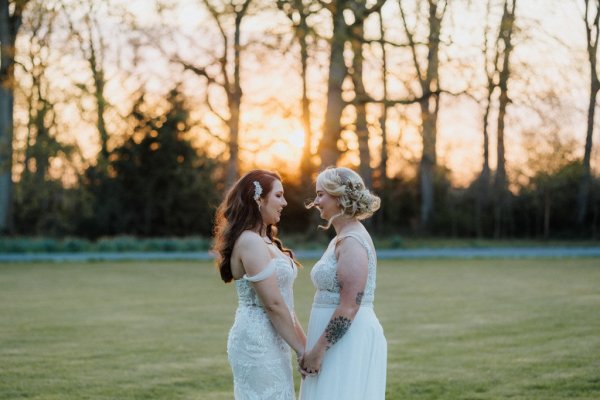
[212,170,298,283]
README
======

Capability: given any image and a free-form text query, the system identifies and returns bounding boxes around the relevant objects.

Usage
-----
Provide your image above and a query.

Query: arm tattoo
[355,291,364,305]
[324,316,352,349]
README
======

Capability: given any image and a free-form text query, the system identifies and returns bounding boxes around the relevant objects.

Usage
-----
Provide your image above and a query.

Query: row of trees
[1,0,599,238]
[8,79,600,239]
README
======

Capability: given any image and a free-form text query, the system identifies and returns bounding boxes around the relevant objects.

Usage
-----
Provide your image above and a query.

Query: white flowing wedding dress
[227,255,298,400]
[300,232,387,400]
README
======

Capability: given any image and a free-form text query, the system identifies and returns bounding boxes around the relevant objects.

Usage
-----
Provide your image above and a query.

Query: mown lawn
[1,258,599,399]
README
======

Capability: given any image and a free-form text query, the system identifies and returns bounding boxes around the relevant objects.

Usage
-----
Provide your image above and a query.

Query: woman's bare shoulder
[231,231,268,278]
[236,230,262,248]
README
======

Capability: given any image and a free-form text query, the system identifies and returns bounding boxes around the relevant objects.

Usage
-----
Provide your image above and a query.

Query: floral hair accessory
[253,181,263,201]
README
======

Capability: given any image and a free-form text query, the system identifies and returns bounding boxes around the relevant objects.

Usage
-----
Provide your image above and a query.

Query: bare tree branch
[399,0,425,86]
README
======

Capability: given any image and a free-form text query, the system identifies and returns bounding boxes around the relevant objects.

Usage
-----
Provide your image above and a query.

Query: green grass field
[1,259,599,399]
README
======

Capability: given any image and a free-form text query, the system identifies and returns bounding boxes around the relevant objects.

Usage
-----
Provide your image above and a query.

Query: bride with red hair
[213,170,306,400]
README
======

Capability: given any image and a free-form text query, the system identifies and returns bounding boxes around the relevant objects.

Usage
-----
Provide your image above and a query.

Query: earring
[258,204,262,212]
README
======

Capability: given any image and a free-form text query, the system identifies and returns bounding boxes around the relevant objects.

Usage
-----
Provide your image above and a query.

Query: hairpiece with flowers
[253,181,263,201]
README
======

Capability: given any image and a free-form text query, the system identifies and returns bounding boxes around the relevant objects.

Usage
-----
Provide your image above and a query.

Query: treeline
[13,88,221,238]
[1,0,600,239]
[10,84,600,239]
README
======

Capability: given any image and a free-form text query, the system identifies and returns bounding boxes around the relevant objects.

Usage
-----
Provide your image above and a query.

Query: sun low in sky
[12,0,599,188]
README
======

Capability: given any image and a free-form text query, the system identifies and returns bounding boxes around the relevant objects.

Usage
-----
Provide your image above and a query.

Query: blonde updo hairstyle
[313,167,381,229]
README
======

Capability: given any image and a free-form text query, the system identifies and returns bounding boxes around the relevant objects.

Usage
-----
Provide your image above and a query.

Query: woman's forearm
[293,313,307,347]
[265,303,305,355]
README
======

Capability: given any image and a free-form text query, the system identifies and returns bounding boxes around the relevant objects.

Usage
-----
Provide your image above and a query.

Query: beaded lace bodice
[234,256,297,312]
[310,233,377,306]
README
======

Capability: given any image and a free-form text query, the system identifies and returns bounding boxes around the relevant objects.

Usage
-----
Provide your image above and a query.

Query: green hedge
[1,235,597,254]
[0,236,212,253]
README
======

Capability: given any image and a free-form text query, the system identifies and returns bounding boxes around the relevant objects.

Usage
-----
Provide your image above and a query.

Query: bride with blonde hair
[300,166,387,400]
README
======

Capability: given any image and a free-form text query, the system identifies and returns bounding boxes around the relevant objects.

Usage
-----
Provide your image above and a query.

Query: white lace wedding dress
[300,232,387,400]
[227,256,298,400]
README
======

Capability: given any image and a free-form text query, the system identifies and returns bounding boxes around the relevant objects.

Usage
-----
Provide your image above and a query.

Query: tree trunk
[493,0,516,238]
[476,80,493,237]
[493,96,507,238]
[379,108,388,188]
[475,146,490,237]
[92,59,109,164]
[495,80,508,191]
[0,0,27,233]
[375,10,389,233]
[298,10,314,190]
[0,76,14,234]
[578,0,600,226]
[32,101,50,183]
[225,10,245,187]
[577,83,598,225]
[351,20,372,188]
[378,10,388,188]
[476,1,496,238]
[420,1,443,230]
[318,0,348,168]
[419,96,438,230]
[84,11,109,165]
[227,92,240,187]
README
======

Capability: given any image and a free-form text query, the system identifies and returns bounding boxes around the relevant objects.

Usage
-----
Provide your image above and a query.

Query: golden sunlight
[242,128,306,176]
[287,129,306,151]
[237,110,310,175]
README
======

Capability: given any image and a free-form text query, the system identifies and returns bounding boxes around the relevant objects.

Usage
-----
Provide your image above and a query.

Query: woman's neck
[253,223,268,237]
[332,217,360,236]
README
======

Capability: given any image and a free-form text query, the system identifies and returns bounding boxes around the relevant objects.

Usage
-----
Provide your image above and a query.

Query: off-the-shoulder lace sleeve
[243,260,277,282]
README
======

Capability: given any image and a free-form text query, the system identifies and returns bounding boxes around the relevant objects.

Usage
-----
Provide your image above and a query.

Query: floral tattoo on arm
[324,316,352,349]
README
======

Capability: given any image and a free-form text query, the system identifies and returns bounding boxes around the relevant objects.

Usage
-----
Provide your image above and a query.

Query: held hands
[295,349,309,378]
[298,347,324,378]
[296,351,308,378]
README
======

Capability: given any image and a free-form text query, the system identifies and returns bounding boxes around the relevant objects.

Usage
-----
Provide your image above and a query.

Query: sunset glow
[9,0,600,187]
[5,0,600,240]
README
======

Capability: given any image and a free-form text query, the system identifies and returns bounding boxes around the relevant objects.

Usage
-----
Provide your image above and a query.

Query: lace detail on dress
[310,233,376,307]
[228,257,297,400]
[235,257,296,312]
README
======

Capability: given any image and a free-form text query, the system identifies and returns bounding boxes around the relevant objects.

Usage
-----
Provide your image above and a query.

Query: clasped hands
[296,347,323,378]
